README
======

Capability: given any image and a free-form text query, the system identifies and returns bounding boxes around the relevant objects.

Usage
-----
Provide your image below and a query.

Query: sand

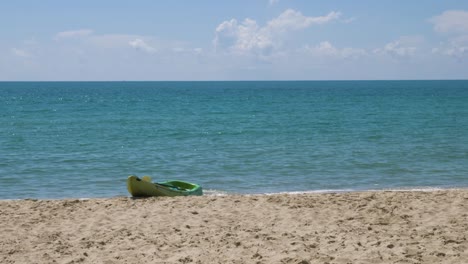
[1,190,467,264]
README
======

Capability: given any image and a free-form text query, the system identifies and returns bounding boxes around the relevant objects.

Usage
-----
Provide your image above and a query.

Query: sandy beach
[1,190,467,264]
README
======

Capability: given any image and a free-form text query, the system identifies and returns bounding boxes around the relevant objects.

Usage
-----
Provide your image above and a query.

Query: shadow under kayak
[127,175,203,197]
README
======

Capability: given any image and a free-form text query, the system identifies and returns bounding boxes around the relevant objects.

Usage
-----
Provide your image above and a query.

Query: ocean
[1,81,467,199]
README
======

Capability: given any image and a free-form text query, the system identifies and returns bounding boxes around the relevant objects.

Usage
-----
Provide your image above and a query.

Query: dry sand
[1,190,467,264]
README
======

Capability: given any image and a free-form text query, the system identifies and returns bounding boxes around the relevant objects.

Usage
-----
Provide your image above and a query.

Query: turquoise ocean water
[1,81,467,199]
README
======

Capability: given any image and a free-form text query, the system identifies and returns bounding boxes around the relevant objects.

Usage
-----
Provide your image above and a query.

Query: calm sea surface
[1,81,467,199]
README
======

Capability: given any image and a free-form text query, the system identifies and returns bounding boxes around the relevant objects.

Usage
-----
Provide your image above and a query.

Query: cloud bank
[430,10,468,58]
[430,10,468,34]
[129,39,157,53]
[4,9,468,80]
[214,9,341,54]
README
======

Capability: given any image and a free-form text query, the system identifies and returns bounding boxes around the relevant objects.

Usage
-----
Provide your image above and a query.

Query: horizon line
[1,79,468,82]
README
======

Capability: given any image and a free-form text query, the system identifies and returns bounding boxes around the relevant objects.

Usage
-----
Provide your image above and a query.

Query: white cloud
[129,38,157,53]
[55,29,94,40]
[11,48,30,58]
[443,46,468,57]
[268,0,279,6]
[432,35,468,58]
[374,36,423,57]
[380,42,416,57]
[172,47,203,55]
[430,10,468,34]
[86,34,140,50]
[303,41,366,58]
[430,10,468,59]
[267,9,341,31]
[52,30,165,55]
[214,18,273,54]
[214,9,341,55]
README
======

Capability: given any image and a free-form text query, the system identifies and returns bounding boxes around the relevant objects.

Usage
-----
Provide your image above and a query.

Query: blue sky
[2,0,468,80]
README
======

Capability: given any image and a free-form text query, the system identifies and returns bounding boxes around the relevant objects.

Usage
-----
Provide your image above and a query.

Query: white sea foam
[203,186,468,197]
[203,189,230,196]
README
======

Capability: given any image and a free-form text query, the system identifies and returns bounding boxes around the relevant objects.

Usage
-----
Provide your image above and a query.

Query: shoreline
[1,189,467,263]
[2,186,468,201]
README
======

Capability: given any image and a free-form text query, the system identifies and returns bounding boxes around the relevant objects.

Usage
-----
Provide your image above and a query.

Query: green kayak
[127,175,203,197]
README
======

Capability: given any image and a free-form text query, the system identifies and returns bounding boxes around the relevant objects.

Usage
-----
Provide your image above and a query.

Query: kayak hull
[127,175,203,197]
